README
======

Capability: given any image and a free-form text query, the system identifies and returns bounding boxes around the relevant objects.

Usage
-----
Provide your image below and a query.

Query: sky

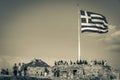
[0,0,120,69]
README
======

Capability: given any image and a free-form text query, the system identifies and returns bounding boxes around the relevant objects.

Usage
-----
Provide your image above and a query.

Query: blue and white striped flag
[80,10,108,33]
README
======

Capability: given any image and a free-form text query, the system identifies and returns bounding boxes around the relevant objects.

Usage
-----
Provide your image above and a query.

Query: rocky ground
[0,76,51,80]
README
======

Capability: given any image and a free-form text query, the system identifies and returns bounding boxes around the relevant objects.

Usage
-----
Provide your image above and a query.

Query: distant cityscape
[0,58,120,80]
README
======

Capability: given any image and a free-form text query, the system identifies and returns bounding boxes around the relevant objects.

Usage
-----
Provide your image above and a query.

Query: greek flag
[80,10,108,33]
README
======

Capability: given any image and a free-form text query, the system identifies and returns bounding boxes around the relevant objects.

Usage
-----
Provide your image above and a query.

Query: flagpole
[77,4,81,61]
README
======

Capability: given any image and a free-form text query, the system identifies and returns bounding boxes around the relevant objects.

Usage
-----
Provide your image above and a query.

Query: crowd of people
[53,60,118,80]
[12,63,28,76]
[0,59,113,79]
[54,60,108,66]
[0,63,28,76]
[0,68,9,75]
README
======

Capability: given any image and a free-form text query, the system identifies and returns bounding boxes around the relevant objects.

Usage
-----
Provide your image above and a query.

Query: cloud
[102,25,120,53]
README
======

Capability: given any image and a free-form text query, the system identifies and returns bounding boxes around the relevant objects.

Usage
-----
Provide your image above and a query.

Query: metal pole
[77,4,81,61]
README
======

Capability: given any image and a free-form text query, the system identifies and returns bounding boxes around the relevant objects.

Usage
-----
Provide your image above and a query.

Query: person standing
[13,63,18,76]
[18,63,22,76]
[22,63,28,76]
[6,68,9,75]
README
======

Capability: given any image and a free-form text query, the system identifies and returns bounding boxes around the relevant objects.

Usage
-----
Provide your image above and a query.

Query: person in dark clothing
[44,67,49,74]
[80,60,82,64]
[56,69,60,77]
[22,63,28,76]
[102,60,104,66]
[6,68,9,75]
[94,60,97,65]
[13,63,18,76]
[1,69,6,75]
